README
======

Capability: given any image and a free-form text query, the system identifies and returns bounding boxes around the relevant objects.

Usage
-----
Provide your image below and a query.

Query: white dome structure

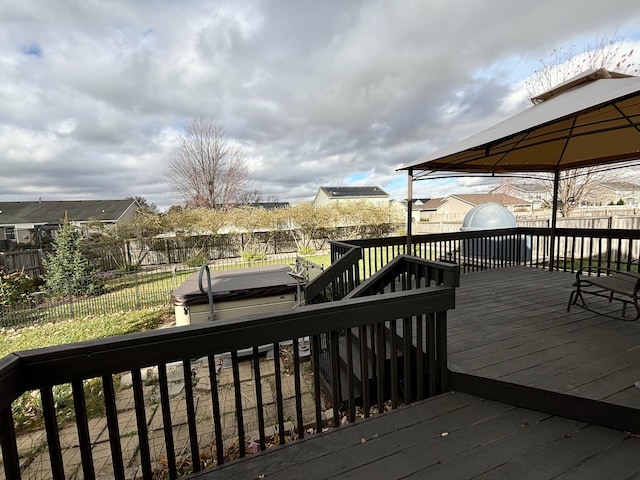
[460,202,531,262]
[461,202,516,231]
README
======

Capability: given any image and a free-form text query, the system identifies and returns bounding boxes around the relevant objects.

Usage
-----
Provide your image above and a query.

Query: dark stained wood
[15,287,454,389]
[186,392,640,480]
[184,266,640,479]
[448,267,640,411]
[449,372,640,434]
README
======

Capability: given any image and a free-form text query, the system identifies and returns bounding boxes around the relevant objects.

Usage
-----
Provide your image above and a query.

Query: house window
[4,227,15,241]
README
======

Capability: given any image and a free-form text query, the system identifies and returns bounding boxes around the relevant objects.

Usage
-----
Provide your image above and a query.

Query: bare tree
[525,34,638,102]
[521,35,638,217]
[235,189,279,206]
[167,119,251,208]
[533,168,624,217]
[284,203,337,254]
[334,201,403,239]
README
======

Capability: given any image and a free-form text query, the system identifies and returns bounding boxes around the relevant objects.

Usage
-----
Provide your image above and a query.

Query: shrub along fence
[0,253,316,328]
[88,231,301,272]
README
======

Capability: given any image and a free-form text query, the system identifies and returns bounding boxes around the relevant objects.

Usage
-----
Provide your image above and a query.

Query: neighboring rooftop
[319,186,389,198]
[601,181,640,191]
[420,193,528,210]
[0,199,139,226]
[240,202,291,209]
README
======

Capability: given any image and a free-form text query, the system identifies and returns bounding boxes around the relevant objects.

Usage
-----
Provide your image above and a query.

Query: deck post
[406,168,414,255]
[549,170,560,272]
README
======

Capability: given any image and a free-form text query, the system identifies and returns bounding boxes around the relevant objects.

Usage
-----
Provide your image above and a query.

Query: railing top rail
[330,240,359,250]
[2,285,455,400]
[331,228,527,249]
[304,245,362,303]
[0,354,22,413]
[345,255,460,300]
[330,227,640,252]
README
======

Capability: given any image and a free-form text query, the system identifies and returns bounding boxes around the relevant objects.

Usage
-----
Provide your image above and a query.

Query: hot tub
[171,264,300,326]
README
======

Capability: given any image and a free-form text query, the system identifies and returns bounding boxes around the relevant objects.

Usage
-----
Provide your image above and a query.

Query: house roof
[319,186,389,198]
[420,193,527,210]
[401,198,431,206]
[0,199,139,226]
[236,202,291,210]
[492,183,545,193]
[450,193,528,206]
[601,182,640,191]
[419,198,447,210]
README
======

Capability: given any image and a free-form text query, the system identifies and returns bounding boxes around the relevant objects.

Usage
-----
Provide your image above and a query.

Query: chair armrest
[576,265,625,278]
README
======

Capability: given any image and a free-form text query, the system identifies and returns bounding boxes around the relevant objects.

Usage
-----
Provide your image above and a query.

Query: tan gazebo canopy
[399,68,640,268]
[401,69,640,175]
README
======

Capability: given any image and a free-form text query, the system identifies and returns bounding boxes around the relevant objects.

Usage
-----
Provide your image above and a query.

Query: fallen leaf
[249,441,260,454]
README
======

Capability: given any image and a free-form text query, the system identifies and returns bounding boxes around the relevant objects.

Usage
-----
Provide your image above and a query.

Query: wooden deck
[187,266,640,479]
[191,392,640,479]
[448,266,640,411]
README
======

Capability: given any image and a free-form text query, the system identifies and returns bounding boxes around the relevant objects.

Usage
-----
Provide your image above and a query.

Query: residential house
[490,183,550,209]
[313,186,406,231]
[402,198,431,223]
[0,199,140,248]
[313,186,390,207]
[419,193,530,222]
[598,182,640,206]
[491,181,640,208]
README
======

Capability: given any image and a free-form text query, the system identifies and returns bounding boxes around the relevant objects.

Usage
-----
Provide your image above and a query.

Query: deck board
[448,266,640,410]
[187,266,640,479]
[188,392,640,480]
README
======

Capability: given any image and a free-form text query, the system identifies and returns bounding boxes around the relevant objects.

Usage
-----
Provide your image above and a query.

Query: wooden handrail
[0,283,456,478]
[303,245,362,303]
[331,227,640,279]
[3,286,454,397]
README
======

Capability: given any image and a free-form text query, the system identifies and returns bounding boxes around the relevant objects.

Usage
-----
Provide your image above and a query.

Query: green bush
[118,264,141,273]
[242,250,266,261]
[297,245,316,256]
[185,252,209,267]
[0,267,36,307]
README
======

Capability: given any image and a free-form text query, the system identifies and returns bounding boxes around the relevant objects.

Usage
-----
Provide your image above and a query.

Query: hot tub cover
[171,265,300,307]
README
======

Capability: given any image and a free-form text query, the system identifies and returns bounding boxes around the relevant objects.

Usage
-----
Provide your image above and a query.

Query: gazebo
[400,68,640,268]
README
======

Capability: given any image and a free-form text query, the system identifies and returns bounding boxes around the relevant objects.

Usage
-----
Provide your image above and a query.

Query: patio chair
[567,260,640,322]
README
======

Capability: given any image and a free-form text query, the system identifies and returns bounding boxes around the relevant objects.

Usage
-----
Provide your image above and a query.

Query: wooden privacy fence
[416,214,640,234]
[0,250,44,278]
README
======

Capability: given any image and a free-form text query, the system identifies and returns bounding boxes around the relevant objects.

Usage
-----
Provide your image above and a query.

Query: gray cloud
[1,0,640,209]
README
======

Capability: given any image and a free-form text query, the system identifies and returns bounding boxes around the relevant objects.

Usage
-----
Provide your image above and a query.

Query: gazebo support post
[549,170,560,272]
[406,168,413,255]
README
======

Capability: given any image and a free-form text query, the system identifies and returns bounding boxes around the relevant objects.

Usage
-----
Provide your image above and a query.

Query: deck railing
[314,256,460,411]
[304,242,362,304]
[0,280,455,479]
[5,225,640,478]
[330,227,640,281]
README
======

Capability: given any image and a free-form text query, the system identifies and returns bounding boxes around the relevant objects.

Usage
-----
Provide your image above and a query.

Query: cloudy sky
[2,1,640,211]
